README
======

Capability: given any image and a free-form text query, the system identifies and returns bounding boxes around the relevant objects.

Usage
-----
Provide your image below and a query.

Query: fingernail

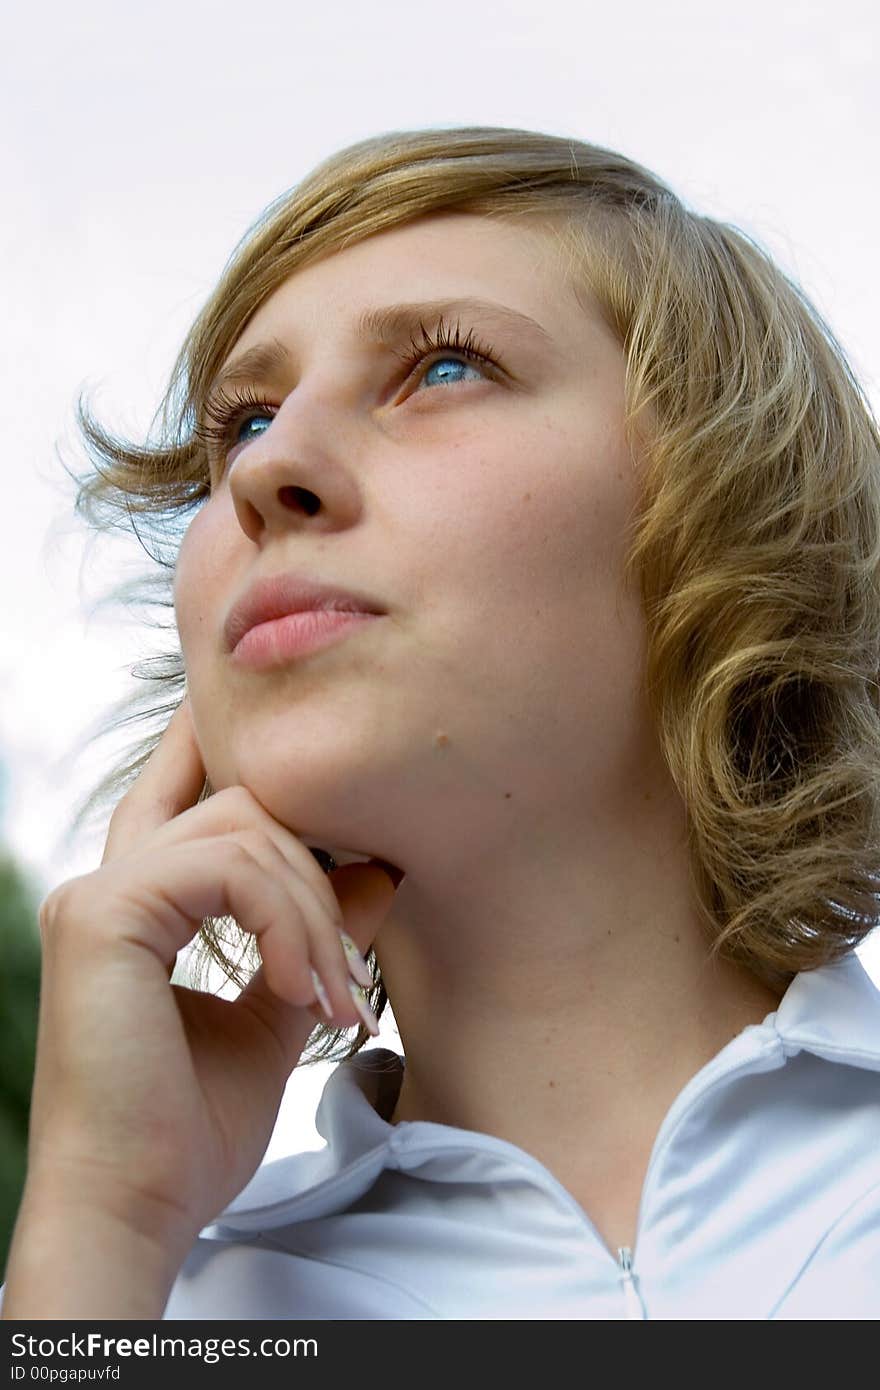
[310,968,334,1022]
[348,980,380,1036]
[339,930,372,988]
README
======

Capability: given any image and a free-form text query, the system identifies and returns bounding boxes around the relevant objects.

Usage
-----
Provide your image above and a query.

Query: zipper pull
[617,1246,646,1319]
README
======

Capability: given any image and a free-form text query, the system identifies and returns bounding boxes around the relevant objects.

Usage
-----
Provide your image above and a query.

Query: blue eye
[193,385,277,470]
[396,317,498,392]
[235,414,272,445]
[418,356,486,390]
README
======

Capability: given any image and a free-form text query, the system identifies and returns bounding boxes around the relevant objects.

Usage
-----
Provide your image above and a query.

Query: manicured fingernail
[339,931,372,988]
[310,968,334,1022]
[348,980,380,1036]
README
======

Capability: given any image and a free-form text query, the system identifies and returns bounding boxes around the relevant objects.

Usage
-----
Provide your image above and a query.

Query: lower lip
[231,610,381,670]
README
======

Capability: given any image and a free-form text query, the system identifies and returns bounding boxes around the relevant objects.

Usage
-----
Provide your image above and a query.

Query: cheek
[449,420,633,606]
[173,503,231,654]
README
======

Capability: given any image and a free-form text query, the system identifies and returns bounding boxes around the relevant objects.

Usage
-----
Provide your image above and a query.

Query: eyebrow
[206,296,553,398]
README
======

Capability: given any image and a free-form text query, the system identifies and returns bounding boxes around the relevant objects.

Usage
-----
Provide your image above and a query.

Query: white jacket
[158,950,880,1319]
[3,951,879,1319]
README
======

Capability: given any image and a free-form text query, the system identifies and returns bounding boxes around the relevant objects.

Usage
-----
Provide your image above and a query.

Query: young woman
[3,126,879,1320]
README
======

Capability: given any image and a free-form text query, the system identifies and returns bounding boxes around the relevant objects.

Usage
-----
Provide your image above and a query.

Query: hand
[23,696,401,1250]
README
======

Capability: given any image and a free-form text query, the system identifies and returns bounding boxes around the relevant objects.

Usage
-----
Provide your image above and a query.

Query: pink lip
[230,610,381,669]
[224,572,385,656]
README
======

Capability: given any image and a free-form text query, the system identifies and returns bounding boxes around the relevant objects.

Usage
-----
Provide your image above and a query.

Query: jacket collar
[207,949,880,1232]
[768,947,880,1070]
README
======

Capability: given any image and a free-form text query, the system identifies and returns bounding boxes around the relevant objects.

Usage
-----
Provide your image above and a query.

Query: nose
[230,459,321,543]
[226,393,359,544]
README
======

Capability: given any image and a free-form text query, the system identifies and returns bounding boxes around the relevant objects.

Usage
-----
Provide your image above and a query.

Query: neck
[370,793,784,1194]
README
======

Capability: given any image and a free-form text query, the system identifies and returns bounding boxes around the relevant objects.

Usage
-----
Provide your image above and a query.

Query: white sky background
[1,0,878,1161]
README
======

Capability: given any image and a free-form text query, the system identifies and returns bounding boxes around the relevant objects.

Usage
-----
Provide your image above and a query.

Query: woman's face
[174,212,652,873]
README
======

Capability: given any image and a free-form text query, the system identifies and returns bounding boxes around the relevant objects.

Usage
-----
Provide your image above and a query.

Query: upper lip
[224,571,385,652]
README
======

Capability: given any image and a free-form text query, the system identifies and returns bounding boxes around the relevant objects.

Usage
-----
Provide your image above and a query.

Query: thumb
[328,858,404,958]
[366,857,406,890]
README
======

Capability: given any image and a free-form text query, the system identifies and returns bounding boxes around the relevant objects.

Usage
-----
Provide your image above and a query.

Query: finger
[119,785,347,937]
[304,861,399,1032]
[208,831,360,1019]
[221,834,339,1010]
[168,835,373,1025]
[326,860,401,961]
[79,836,299,979]
[103,698,206,866]
[236,862,397,1045]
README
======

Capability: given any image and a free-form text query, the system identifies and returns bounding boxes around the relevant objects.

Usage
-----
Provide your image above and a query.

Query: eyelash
[193,317,501,470]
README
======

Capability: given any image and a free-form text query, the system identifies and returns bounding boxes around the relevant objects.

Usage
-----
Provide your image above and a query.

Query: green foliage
[0,851,42,1282]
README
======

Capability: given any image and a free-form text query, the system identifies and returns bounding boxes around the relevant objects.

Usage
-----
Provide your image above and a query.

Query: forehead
[229,212,601,355]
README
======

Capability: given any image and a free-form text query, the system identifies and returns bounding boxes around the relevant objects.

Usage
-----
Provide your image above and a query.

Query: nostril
[280,485,321,515]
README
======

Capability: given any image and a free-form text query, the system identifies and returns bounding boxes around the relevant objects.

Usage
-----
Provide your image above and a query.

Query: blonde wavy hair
[61,125,880,1064]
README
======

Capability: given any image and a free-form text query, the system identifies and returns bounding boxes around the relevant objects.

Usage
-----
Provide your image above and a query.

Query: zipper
[617,1246,647,1319]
